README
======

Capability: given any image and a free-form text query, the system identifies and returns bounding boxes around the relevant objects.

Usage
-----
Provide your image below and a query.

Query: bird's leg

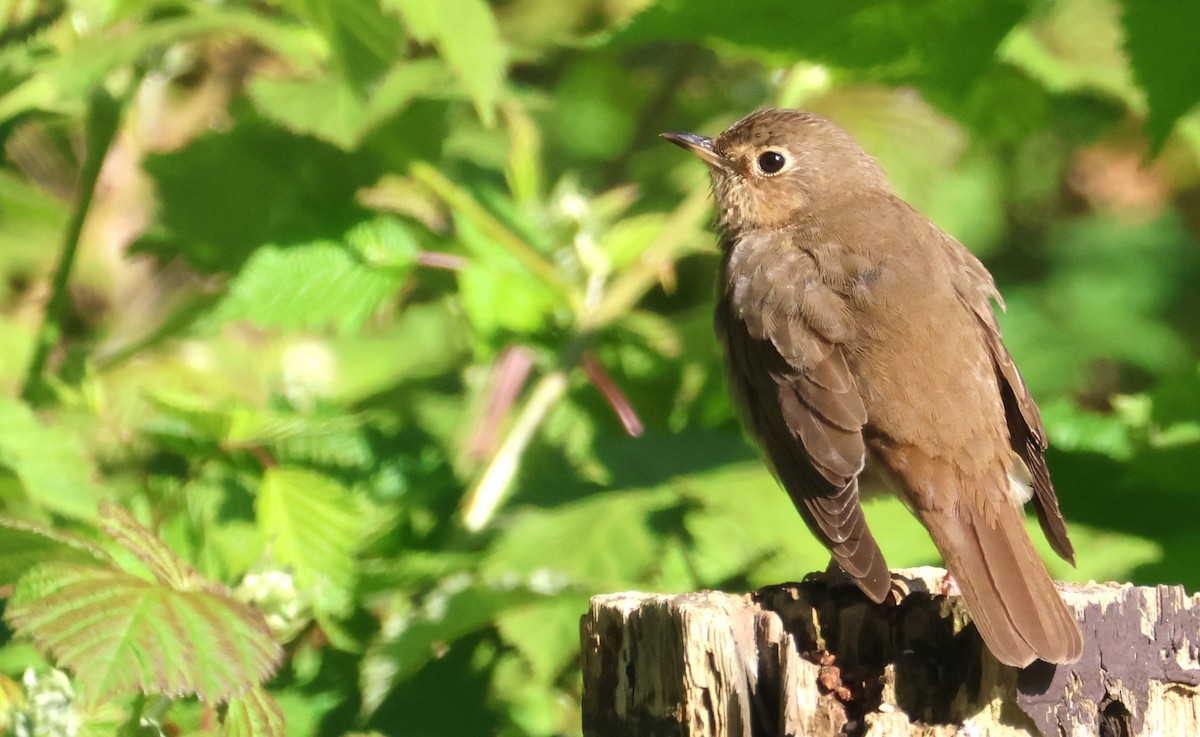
[936,570,961,598]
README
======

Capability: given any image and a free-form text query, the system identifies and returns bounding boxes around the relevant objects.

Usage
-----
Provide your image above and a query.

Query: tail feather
[920,498,1082,667]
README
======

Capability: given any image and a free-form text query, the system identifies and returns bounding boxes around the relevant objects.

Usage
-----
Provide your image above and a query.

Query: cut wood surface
[580,567,1200,736]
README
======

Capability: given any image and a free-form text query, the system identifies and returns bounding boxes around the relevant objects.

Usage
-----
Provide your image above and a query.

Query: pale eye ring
[756,150,787,175]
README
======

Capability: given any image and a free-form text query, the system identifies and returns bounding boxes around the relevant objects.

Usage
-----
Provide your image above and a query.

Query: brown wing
[717,231,890,602]
[943,240,1074,564]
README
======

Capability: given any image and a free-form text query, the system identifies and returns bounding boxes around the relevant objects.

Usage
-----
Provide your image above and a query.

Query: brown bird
[662,109,1082,667]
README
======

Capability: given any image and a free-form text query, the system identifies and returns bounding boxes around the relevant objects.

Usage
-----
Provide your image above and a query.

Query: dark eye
[756,150,787,174]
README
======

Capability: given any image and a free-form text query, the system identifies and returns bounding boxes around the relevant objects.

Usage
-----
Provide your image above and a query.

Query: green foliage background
[0,0,1199,734]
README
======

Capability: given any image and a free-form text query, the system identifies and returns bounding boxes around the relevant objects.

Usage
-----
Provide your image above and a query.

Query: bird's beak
[660,131,731,172]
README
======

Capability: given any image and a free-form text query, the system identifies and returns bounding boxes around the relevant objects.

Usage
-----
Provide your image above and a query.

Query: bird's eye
[756,150,787,175]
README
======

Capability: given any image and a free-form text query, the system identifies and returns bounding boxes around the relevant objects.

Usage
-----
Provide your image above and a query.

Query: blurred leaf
[223,684,287,737]
[6,563,281,704]
[489,651,575,736]
[494,597,584,682]
[0,519,110,587]
[0,396,106,520]
[1119,0,1200,148]
[256,467,364,616]
[98,503,212,592]
[1040,398,1136,460]
[207,241,404,334]
[482,488,679,586]
[1038,522,1160,583]
[0,6,324,121]
[361,575,566,714]
[279,0,401,88]
[614,0,1031,96]
[1002,0,1141,109]
[458,260,561,339]
[249,60,454,150]
[136,119,380,274]
[384,0,507,125]
[999,213,1196,396]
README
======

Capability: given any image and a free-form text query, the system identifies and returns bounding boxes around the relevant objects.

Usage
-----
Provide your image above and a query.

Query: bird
[661,108,1083,667]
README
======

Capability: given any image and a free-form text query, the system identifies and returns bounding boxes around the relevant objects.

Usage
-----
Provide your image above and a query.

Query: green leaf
[482,488,679,586]
[361,576,566,714]
[458,260,561,339]
[98,503,211,592]
[0,519,111,587]
[385,0,507,125]
[135,119,381,274]
[0,396,106,520]
[256,467,364,617]
[223,685,287,737]
[207,240,405,334]
[1039,398,1136,461]
[249,60,454,150]
[0,7,324,122]
[494,597,586,682]
[279,0,402,88]
[5,563,282,704]
[1118,0,1200,148]
[614,0,1030,95]
[1000,0,1141,109]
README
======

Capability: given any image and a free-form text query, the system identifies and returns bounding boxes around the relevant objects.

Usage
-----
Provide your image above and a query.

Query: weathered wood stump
[580,568,1200,736]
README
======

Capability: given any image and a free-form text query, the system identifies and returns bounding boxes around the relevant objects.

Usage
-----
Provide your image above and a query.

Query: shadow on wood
[580,567,1200,736]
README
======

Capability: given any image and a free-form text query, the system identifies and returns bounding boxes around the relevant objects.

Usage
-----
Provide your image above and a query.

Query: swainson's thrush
[663,109,1082,667]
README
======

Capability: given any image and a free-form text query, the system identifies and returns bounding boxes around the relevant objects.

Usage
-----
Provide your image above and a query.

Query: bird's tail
[917,491,1083,667]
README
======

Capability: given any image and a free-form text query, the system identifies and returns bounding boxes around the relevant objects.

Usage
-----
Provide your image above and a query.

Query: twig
[21,83,131,404]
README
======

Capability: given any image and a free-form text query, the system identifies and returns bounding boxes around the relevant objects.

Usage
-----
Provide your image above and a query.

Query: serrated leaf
[0,396,105,520]
[256,468,363,617]
[223,685,287,737]
[0,519,111,587]
[385,0,506,125]
[208,242,404,333]
[98,503,211,592]
[6,563,282,704]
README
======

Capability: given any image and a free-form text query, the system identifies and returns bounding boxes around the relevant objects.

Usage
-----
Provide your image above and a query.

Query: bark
[580,567,1200,736]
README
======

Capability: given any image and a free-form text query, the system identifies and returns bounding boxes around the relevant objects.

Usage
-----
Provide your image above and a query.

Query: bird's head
[662,108,890,235]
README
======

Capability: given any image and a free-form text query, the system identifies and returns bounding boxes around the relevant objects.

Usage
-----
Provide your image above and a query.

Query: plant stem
[584,182,712,330]
[461,366,569,532]
[20,85,126,405]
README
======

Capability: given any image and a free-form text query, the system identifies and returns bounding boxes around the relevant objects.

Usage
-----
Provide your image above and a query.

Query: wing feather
[719,231,889,601]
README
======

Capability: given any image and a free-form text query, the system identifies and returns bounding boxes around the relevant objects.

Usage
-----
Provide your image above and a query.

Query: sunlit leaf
[256,467,364,616]
[1119,0,1200,148]
[385,0,507,125]
[0,397,106,520]
[482,488,679,586]
[249,60,454,150]
[0,519,110,587]
[207,240,405,334]
[279,0,401,88]
[98,503,212,592]
[6,563,282,704]
[223,684,287,737]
